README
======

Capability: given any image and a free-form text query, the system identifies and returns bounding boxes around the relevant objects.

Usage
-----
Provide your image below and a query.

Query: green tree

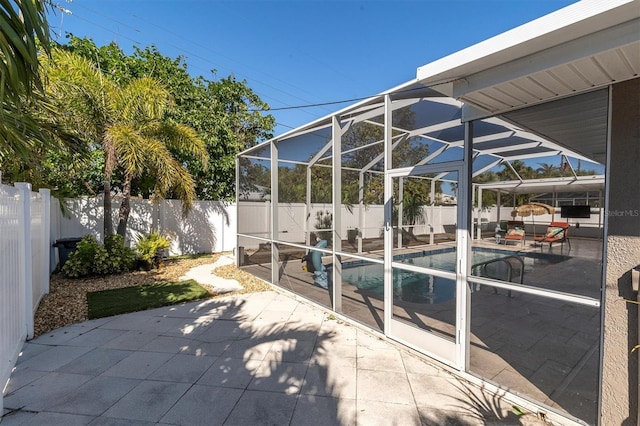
[61,36,275,200]
[497,160,539,206]
[43,49,208,237]
[473,169,500,207]
[536,162,559,177]
[0,0,85,179]
[238,157,270,200]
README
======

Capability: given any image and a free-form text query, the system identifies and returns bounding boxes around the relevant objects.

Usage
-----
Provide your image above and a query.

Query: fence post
[220,204,225,252]
[15,183,34,339]
[40,188,51,294]
[159,200,165,233]
[152,200,159,231]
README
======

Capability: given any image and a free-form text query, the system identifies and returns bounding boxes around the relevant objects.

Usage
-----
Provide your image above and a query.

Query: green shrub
[104,234,137,273]
[62,234,136,278]
[61,235,103,278]
[135,231,171,270]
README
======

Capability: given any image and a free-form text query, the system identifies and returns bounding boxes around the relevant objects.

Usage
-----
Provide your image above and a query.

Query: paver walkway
[2,291,549,425]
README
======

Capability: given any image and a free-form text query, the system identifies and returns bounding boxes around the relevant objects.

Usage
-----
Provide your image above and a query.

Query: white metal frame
[235,84,610,426]
[384,159,465,368]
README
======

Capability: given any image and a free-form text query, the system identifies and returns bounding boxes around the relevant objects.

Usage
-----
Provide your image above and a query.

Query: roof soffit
[416,0,640,85]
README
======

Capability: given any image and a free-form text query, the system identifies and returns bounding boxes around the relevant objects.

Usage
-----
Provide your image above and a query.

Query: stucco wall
[601,78,640,426]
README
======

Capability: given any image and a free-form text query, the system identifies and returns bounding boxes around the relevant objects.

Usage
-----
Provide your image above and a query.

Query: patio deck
[240,236,602,424]
[2,292,553,425]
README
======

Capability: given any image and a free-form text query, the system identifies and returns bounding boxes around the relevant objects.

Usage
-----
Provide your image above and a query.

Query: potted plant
[347,228,359,244]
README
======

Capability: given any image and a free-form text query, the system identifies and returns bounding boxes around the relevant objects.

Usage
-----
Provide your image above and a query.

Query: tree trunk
[103,180,113,237]
[103,140,116,238]
[116,173,133,237]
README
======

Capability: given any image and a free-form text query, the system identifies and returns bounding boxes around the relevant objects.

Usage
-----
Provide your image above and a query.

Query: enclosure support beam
[476,187,483,240]
[306,167,311,246]
[598,190,603,237]
[497,191,502,226]
[458,121,474,371]
[398,177,403,249]
[358,172,364,253]
[471,184,476,240]
[383,94,393,336]
[235,156,240,267]
[332,115,342,313]
[270,141,279,286]
[429,184,435,245]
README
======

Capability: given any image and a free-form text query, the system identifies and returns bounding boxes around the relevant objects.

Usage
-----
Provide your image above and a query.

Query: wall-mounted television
[561,205,591,218]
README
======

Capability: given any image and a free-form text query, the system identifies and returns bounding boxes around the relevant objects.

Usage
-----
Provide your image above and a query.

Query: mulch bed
[34,253,272,337]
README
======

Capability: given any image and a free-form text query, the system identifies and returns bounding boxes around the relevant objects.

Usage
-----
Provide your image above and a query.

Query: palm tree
[42,49,208,237]
[394,179,428,241]
[536,162,558,177]
[0,0,53,165]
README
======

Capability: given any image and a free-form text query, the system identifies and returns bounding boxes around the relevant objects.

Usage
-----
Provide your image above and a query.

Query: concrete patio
[1,290,549,425]
[239,236,602,424]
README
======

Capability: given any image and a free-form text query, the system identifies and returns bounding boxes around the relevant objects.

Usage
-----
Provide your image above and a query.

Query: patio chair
[534,221,570,250]
[503,221,525,246]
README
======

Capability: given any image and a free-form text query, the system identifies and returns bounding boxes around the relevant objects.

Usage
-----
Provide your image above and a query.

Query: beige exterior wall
[601,78,640,425]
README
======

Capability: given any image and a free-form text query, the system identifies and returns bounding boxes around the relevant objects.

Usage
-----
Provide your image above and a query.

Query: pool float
[308,240,328,288]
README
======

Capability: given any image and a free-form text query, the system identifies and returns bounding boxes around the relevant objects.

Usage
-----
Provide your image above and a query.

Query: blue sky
[48,0,579,136]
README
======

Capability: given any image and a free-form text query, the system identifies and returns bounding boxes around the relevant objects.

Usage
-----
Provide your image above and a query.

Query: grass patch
[166,253,214,261]
[87,280,211,319]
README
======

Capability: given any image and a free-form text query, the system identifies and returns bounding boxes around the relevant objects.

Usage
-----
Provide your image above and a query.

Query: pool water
[342,263,455,304]
[341,248,560,304]
[396,249,512,273]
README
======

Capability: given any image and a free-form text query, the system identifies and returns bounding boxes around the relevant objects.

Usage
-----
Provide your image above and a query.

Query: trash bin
[53,237,83,269]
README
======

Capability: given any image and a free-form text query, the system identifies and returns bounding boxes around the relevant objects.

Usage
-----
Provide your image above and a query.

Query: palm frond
[133,136,197,213]
[170,165,197,216]
[0,0,52,163]
[0,0,50,102]
[1,86,87,170]
[106,124,148,177]
[144,121,209,170]
[41,50,115,134]
[118,77,171,123]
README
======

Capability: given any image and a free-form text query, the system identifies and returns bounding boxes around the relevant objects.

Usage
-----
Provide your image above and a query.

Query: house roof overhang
[414,0,639,167]
[416,0,640,118]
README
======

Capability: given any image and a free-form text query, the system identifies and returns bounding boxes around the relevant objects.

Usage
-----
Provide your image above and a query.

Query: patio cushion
[507,227,525,237]
[545,226,565,239]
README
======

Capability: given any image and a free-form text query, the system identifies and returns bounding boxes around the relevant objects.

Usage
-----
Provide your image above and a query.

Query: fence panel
[56,197,236,256]
[160,199,235,254]
[50,197,61,272]
[0,184,27,412]
[30,192,44,311]
[58,197,104,241]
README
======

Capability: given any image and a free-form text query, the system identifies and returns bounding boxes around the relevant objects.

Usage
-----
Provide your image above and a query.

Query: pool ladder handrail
[471,255,525,297]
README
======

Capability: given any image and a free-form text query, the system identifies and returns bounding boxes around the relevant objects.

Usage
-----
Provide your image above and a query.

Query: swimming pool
[341,266,456,304]
[341,247,562,304]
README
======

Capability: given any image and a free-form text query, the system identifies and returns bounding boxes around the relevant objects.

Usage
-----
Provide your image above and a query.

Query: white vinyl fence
[53,197,236,256]
[1,183,51,412]
[237,201,460,247]
[237,202,606,249]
